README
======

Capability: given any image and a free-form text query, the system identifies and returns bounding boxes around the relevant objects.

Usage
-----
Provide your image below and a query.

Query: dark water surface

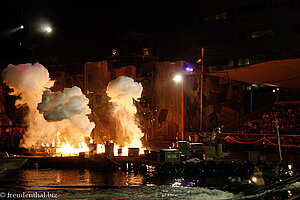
[0,169,299,199]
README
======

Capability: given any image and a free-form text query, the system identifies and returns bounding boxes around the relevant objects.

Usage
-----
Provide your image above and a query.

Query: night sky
[0,0,201,65]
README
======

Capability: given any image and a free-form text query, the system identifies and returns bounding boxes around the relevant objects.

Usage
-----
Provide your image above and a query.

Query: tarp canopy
[207,58,300,89]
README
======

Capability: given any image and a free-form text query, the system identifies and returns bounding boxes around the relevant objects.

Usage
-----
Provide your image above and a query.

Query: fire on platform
[40,132,146,157]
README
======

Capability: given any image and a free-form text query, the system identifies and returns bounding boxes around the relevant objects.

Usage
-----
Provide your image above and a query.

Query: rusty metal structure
[84,32,244,149]
[0,32,244,151]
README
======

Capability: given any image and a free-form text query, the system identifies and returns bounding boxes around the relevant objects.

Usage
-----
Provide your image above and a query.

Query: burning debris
[2,63,95,156]
[1,64,145,157]
[106,76,144,148]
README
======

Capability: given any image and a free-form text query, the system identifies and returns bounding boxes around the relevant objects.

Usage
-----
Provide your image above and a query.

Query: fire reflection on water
[55,169,91,185]
[56,171,61,183]
[18,169,144,190]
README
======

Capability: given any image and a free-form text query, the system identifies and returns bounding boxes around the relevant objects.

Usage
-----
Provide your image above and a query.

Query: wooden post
[250,84,253,112]
[92,92,95,143]
[181,61,184,141]
[200,48,204,131]
[275,117,283,162]
[84,63,87,96]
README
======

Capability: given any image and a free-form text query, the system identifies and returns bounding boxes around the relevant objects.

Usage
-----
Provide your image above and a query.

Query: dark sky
[0,0,200,65]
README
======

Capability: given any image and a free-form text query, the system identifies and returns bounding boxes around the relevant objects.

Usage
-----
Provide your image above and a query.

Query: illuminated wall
[84,61,244,143]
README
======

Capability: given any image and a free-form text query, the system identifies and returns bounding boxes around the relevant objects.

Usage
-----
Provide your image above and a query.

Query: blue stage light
[185,66,193,72]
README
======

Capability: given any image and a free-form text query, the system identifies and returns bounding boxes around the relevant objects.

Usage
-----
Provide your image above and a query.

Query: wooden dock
[14,154,165,170]
[113,156,165,166]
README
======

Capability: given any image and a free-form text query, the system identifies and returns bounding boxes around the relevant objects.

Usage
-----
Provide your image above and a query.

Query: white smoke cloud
[107,76,142,113]
[106,76,143,147]
[2,63,54,107]
[1,63,94,148]
[37,86,95,144]
[37,86,91,121]
[2,63,55,147]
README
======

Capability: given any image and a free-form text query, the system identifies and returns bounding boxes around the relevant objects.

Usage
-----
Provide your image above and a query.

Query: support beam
[200,48,204,131]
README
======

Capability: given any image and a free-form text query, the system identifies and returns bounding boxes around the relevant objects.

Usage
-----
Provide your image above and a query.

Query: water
[0,169,299,200]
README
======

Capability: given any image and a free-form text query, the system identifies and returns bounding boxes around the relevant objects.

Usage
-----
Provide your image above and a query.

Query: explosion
[106,76,144,148]
[37,85,95,145]
[2,63,95,155]
[2,64,145,157]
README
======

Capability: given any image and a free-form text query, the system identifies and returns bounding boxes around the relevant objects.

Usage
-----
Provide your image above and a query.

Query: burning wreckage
[2,63,95,157]
[1,63,299,194]
[1,63,146,158]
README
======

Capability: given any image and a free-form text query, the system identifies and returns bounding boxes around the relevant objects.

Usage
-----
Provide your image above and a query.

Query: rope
[224,136,300,148]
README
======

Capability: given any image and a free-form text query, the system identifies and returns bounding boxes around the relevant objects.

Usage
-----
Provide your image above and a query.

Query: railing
[275,101,300,105]
[207,132,300,147]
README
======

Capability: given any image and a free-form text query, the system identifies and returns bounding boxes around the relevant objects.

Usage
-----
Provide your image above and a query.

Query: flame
[52,138,55,147]
[42,132,90,157]
[42,132,146,157]
[139,148,145,155]
[56,141,89,156]
[97,144,105,154]
[114,145,129,156]
[97,142,145,156]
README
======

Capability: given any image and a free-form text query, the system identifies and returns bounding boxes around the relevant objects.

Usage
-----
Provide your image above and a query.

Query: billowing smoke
[37,86,95,142]
[37,86,91,121]
[2,63,54,107]
[1,63,94,148]
[106,76,143,147]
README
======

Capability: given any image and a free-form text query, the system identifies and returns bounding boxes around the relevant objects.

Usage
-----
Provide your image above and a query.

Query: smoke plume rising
[37,86,91,121]
[106,76,143,147]
[2,63,54,107]
[2,63,94,148]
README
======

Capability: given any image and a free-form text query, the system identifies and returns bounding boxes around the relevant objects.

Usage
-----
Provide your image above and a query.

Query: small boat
[227,165,300,195]
[0,157,28,173]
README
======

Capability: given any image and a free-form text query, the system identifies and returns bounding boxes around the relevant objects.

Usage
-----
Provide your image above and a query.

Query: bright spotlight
[20,25,24,29]
[185,66,193,72]
[196,58,202,63]
[251,177,257,183]
[173,74,182,83]
[45,26,52,33]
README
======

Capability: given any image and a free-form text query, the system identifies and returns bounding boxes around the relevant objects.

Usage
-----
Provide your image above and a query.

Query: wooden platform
[20,155,119,170]
[13,154,165,170]
[113,156,165,166]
